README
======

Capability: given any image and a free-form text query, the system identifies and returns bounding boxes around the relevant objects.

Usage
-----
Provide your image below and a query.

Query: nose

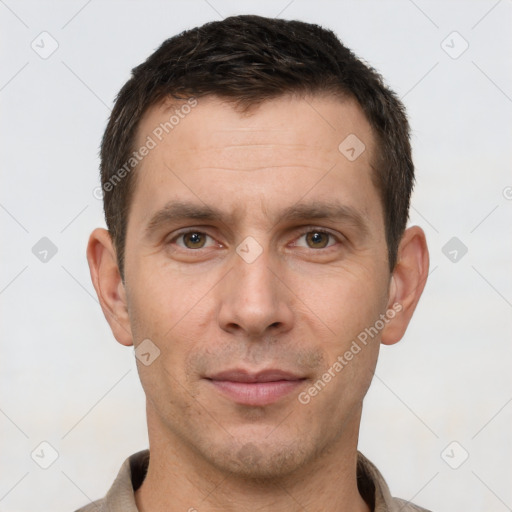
[217,245,294,339]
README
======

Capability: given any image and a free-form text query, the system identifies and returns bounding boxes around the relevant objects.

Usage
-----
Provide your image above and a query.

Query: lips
[208,369,304,383]
[205,369,307,406]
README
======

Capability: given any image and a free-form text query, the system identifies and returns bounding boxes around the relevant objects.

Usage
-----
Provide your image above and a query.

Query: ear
[381,225,429,346]
[86,228,133,346]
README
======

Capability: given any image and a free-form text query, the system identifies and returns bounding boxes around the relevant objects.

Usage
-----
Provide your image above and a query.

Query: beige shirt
[75,450,431,512]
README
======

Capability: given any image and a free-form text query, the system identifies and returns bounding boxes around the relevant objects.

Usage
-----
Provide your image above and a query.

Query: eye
[172,230,216,250]
[295,230,338,249]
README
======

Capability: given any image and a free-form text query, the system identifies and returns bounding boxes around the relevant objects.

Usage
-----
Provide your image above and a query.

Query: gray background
[1,1,511,510]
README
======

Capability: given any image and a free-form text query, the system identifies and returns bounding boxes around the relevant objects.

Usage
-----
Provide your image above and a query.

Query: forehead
[135,94,375,171]
[129,94,381,231]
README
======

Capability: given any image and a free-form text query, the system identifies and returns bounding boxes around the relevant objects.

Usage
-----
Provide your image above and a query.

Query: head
[100,15,414,280]
[87,15,428,480]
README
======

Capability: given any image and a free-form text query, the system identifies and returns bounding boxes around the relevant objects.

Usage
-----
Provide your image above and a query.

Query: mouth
[205,369,307,406]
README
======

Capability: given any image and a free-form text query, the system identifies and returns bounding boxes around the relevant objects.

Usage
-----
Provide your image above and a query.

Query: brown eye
[182,232,207,249]
[305,231,331,249]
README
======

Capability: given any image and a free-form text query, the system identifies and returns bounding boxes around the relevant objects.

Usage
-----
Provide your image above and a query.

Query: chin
[205,438,313,481]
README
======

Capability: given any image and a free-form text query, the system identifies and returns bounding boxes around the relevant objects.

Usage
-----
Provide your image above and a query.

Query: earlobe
[381,226,429,346]
[86,228,133,347]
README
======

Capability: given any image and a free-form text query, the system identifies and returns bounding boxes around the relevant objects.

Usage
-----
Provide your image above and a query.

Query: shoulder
[72,449,149,511]
[357,451,433,512]
[392,497,433,511]
[73,497,106,512]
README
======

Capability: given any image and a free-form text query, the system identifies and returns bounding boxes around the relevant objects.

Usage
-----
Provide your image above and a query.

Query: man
[82,14,430,512]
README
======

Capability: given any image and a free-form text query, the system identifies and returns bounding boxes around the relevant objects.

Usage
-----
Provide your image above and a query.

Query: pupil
[308,232,327,248]
[187,233,204,247]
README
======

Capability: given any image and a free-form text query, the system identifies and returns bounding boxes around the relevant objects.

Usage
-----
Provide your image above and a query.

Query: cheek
[126,254,212,340]
[299,324,380,425]
[287,261,389,346]
[125,262,218,398]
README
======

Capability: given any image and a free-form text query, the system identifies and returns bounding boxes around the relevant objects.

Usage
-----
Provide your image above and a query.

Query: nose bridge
[236,248,275,302]
[218,241,292,336]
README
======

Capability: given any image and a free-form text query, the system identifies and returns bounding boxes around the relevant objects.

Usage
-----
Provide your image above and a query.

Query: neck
[135,407,370,512]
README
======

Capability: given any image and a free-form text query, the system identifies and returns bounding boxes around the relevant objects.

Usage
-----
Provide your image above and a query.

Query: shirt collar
[102,449,403,511]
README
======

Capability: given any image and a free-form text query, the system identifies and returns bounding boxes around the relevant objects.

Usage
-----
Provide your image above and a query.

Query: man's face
[122,94,394,477]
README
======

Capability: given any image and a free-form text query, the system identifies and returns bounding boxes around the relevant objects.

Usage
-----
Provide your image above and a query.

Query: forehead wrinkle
[177,164,337,173]
[162,145,338,174]
[168,144,335,160]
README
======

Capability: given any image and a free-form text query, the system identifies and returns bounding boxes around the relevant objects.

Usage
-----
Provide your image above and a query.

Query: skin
[87,94,429,512]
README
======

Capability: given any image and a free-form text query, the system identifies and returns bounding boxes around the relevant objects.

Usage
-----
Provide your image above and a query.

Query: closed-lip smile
[205,368,307,406]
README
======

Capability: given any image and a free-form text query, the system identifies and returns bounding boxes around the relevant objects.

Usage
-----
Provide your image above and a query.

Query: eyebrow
[144,199,369,238]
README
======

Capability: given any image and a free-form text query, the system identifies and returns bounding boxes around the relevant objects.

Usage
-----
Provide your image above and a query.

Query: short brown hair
[100,14,414,280]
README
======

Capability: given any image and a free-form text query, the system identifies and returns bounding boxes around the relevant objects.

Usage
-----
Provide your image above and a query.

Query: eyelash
[168,228,342,251]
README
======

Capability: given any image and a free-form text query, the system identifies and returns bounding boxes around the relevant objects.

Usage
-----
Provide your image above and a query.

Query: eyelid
[166,226,344,250]
[167,228,219,249]
[291,226,343,248]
